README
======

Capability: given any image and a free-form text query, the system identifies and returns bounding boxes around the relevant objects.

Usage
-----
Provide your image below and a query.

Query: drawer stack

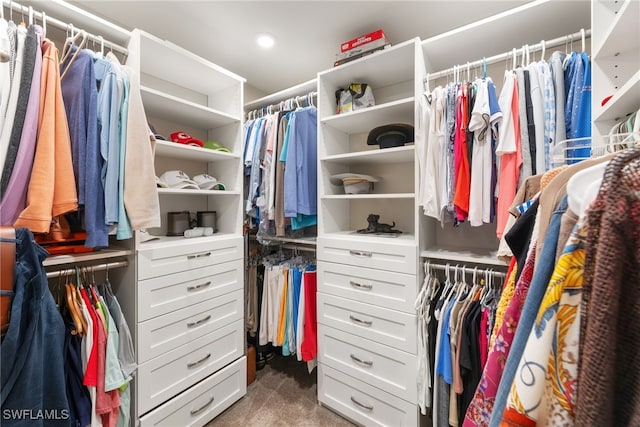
[317,236,419,426]
[136,236,246,427]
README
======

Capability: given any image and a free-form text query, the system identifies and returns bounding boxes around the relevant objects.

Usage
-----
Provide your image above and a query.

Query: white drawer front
[318,325,417,403]
[318,364,418,427]
[137,320,244,415]
[317,237,417,274]
[318,262,417,314]
[140,356,246,427]
[317,293,416,354]
[138,236,243,280]
[138,259,243,322]
[138,289,244,363]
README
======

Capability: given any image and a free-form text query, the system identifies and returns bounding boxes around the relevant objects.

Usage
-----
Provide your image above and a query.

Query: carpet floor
[207,355,357,426]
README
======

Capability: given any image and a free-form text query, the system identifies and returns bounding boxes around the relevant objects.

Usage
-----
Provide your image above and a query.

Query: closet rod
[425,261,506,279]
[46,260,129,279]
[425,28,591,82]
[247,91,317,119]
[281,243,316,253]
[2,0,129,56]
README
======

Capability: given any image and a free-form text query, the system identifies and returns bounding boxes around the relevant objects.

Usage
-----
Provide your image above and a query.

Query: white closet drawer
[138,236,243,280]
[318,364,418,427]
[317,293,416,354]
[137,259,243,322]
[317,237,417,274]
[139,356,246,427]
[318,325,417,403]
[318,262,417,314]
[137,320,244,415]
[138,289,243,363]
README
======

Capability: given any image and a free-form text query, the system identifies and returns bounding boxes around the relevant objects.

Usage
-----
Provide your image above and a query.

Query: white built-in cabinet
[591,0,640,140]
[124,29,247,426]
[316,38,423,427]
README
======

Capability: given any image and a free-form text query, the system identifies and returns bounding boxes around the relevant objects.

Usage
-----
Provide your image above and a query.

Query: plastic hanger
[482,57,487,79]
[540,39,546,61]
[580,28,585,53]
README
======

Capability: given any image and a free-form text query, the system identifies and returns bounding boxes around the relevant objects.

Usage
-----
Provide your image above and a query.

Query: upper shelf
[321,145,415,165]
[154,140,240,162]
[133,30,245,97]
[593,0,640,60]
[318,38,419,89]
[141,86,240,129]
[320,97,414,134]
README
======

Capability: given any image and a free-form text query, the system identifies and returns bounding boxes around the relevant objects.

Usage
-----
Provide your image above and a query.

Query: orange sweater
[15,39,77,232]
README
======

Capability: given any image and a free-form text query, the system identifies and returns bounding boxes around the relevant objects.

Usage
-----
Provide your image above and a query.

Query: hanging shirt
[1,24,37,196]
[121,65,161,231]
[1,25,43,225]
[284,106,317,218]
[93,54,121,225]
[495,70,522,239]
[60,48,108,247]
[467,78,490,226]
[106,53,133,240]
[454,84,471,221]
[14,37,77,232]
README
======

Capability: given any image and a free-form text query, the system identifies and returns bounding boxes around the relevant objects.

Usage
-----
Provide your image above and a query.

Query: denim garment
[489,195,568,427]
[1,228,70,426]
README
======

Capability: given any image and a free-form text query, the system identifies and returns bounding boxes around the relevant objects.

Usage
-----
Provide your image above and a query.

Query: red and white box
[340,29,388,53]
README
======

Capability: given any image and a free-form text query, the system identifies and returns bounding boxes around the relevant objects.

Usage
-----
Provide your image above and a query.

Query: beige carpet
[207,355,356,426]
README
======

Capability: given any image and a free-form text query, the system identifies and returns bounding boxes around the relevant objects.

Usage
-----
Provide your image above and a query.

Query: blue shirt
[284,107,317,217]
[94,54,121,225]
[435,297,455,384]
[61,49,108,248]
[115,64,132,240]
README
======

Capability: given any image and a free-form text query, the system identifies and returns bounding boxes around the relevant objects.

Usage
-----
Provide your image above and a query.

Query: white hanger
[540,39,546,61]
[41,11,46,37]
[28,6,33,26]
[581,28,586,53]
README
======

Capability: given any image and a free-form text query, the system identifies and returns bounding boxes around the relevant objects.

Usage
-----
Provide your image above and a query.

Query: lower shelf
[139,356,246,427]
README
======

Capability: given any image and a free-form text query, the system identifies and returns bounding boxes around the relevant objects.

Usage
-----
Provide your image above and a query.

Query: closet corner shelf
[321,145,415,165]
[320,97,414,134]
[43,248,133,267]
[322,193,415,200]
[154,140,240,162]
[594,69,640,123]
[592,0,639,60]
[157,188,240,196]
[420,248,507,267]
[141,86,240,129]
[137,232,237,250]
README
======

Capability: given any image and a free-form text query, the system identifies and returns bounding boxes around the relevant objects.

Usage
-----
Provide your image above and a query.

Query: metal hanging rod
[246,92,317,120]
[2,0,129,56]
[425,28,591,82]
[46,260,129,279]
[424,260,507,279]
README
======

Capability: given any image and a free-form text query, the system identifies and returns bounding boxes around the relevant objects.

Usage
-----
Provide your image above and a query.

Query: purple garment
[0,27,42,224]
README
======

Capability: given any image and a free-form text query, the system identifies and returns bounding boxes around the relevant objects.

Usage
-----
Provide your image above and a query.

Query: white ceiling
[57,0,540,98]
[14,0,593,101]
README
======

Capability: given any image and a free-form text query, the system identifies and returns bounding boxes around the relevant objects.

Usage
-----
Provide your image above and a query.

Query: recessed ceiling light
[257,34,275,49]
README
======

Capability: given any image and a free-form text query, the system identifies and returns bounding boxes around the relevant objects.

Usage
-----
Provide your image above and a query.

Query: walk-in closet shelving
[419,0,591,267]
[591,0,640,138]
[316,37,423,427]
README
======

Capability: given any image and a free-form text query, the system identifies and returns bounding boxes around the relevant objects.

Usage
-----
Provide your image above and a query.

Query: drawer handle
[187,353,211,368]
[187,314,212,328]
[349,250,372,257]
[187,281,212,291]
[190,395,215,416]
[350,280,372,290]
[350,353,373,367]
[350,396,374,411]
[187,252,212,260]
[349,315,372,326]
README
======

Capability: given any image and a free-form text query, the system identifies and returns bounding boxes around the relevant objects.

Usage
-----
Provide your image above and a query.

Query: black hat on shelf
[366,123,415,149]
